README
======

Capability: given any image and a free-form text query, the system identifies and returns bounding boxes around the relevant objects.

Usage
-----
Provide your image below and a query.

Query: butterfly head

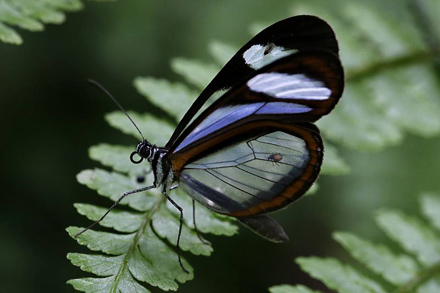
[130,139,155,164]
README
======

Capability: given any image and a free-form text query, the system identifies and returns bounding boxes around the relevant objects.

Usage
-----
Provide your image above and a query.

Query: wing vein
[205,169,270,201]
[236,165,280,184]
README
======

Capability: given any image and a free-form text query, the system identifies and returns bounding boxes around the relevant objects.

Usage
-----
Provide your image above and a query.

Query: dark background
[1,0,439,292]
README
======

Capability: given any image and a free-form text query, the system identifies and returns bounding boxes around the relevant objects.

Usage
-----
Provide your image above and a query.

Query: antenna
[87,79,145,141]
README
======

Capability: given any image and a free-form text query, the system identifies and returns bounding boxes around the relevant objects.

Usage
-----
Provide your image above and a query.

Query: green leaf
[0,1,43,31]
[295,2,440,150]
[67,224,193,291]
[77,168,160,211]
[71,165,237,291]
[269,284,320,293]
[422,0,440,39]
[376,209,440,266]
[0,0,90,45]
[42,0,83,11]
[151,204,213,256]
[68,227,135,255]
[333,232,418,286]
[134,77,197,121]
[296,257,386,293]
[68,204,195,292]
[87,144,157,196]
[11,0,66,24]
[74,204,143,233]
[208,41,237,66]
[167,189,238,236]
[89,144,146,176]
[0,21,21,44]
[282,195,440,292]
[421,193,440,231]
[171,58,220,90]
[67,275,149,293]
[418,279,440,293]
[105,111,174,146]
[343,2,425,58]
[367,65,440,137]
[318,82,403,151]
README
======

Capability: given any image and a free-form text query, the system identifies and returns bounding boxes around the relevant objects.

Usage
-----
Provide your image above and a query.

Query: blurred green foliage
[0,0,117,45]
[270,194,440,292]
[1,0,440,292]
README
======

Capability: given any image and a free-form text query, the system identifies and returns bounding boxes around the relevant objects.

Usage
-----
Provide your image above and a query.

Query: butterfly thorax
[151,148,175,191]
[131,140,175,191]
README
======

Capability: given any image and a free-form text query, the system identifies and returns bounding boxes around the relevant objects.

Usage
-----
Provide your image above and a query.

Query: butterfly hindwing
[238,214,290,243]
[172,120,322,218]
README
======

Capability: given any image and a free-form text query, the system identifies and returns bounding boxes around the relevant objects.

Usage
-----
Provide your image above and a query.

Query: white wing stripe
[247,72,332,100]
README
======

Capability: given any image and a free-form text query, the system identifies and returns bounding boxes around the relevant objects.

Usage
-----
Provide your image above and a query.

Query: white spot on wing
[243,44,297,70]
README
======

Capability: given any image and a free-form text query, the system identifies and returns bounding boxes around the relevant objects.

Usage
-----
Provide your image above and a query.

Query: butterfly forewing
[166,15,340,148]
[172,120,322,217]
[170,51,343,153]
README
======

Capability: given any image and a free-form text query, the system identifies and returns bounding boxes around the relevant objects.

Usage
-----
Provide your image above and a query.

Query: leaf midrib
[394,260,440,293]
[111,195,164,292]
[346,48,437,82]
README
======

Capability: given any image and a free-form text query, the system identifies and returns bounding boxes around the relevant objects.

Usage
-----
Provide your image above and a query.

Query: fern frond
[0,0,113,45]
[295,1,440,150]
[68,166,237,291]
[270,194,440,293]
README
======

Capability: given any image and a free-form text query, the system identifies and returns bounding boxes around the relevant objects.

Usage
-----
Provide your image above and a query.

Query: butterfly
[79,15,344,273]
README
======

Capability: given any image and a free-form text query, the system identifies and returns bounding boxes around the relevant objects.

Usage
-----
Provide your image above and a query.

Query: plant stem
[346,49,435,82]
[409,0,440,75]
[394,261,440,293]
[111,195,163,292]
[346,0,440,83]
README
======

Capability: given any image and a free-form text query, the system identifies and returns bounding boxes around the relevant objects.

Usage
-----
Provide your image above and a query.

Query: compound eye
[140,145,153,158]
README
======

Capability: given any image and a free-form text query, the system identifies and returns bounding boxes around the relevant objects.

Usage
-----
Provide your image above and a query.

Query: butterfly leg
[162,191,190,274]
[192,200,211,245]
[75,185,155,237]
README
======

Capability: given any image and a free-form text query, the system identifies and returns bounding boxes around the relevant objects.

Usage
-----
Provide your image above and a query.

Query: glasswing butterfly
[78,15,344,273]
